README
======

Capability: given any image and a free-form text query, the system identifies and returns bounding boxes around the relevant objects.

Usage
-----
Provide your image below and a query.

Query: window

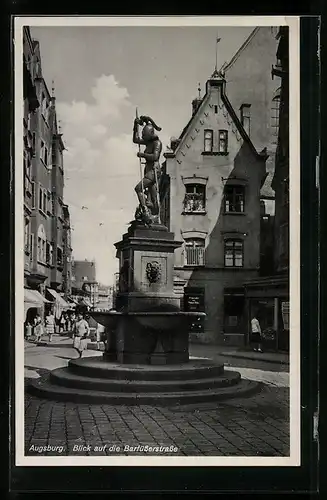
[214,105,218,114]
[43,191,47,213]
[271,92,281,140]
[240,104,251,136]
[41,93,49,122]
[46,241,51,264]
[24,217,30,251]
[39,186,43,210]
[184,239,205,266]
[29,233,34,261]
[31,181,35,208]
[183,184,206,213]
[57,247,63,267]
[218,130,228,153]
[37,224,46,263]
[204,129,213,153]
[38,186,47,214]
[40,140,48,167]
[224,185,245,213]
[224,239,244,267]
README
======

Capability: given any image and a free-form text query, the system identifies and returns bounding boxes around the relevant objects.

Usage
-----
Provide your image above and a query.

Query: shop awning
[24,288,51,319]
[47,288,71,309]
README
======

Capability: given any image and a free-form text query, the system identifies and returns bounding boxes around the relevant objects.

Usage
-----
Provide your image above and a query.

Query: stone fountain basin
[90,310,206,332]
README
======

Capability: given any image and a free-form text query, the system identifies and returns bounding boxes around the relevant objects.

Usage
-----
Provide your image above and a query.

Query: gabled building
[160,69,268,346]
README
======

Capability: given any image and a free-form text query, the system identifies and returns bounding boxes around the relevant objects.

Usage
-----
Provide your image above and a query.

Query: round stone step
[49,367,241,393]
[67,356,225,381]
[28,375,262,406]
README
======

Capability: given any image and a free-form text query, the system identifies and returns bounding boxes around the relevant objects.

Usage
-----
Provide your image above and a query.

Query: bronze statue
[133,114,162,225]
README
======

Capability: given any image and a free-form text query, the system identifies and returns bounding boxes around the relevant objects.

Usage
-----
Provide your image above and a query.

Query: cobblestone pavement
[25,385,289,457]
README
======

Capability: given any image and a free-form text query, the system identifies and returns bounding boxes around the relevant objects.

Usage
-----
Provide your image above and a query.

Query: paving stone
[24,384,290,457]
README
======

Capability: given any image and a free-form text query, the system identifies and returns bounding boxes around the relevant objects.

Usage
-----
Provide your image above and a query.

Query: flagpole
[215,35,221,73]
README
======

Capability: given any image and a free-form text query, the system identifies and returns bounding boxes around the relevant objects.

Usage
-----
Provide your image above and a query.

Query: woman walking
[45,310,55,343]
[72,313,90,358]
[251,313,263,353]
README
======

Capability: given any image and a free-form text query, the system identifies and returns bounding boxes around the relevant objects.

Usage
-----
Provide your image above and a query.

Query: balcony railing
[185,246,205,266]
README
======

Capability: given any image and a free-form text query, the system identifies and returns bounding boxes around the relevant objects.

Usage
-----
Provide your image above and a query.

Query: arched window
[37,224,46,263]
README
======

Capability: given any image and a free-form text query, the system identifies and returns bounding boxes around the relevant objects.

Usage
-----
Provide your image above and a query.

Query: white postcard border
[14,15,300,467]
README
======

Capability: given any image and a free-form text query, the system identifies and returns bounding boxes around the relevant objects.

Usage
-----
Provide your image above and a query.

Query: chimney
[192,97,202,116]
[170,137,180,151]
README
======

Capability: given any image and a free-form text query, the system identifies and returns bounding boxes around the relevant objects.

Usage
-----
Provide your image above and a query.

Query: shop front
[244,275,289,352]
[24,288,52,327]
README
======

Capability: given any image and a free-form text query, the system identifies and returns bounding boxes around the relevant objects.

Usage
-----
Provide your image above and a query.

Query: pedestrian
[251,313,263,352]
[45,309,55,343]
[59,313,66,333]
[34,314,44,344]
[66,312,72,333]
[96,322,106,351]
[73,313,90,358]
[25,321,32,341]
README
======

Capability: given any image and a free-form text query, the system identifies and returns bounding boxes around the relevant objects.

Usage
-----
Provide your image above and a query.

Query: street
[24,335,290,457]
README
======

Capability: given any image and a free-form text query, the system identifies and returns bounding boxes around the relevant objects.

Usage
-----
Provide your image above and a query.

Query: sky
[30,25,254,286]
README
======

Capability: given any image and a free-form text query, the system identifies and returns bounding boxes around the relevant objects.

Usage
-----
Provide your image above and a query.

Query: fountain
[28,115,261,405]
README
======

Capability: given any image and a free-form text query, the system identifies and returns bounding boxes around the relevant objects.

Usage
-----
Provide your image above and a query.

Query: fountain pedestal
[28,221,262,405]
[100,222,196,365]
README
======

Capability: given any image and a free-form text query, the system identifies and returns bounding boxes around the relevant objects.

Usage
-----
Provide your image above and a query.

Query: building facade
[71,259,98,307]
[62,204,73,298]
[160,70,267,345]
[244,27,289,352]
[221,27,282,276]
[23,27,72,320]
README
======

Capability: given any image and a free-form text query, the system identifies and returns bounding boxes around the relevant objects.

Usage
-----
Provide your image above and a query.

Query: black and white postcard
[15,15,301,467]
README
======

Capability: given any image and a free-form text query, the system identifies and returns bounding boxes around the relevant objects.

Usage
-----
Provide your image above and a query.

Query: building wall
[272,27,289,274]
[164,76,266,344]
[50,101,65,289]
[72,260,97,291]
[23,27,39,282]
[62,205,73,296]
[23,28,72,298]
[222,26,280,215]
[28,41,53,289]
